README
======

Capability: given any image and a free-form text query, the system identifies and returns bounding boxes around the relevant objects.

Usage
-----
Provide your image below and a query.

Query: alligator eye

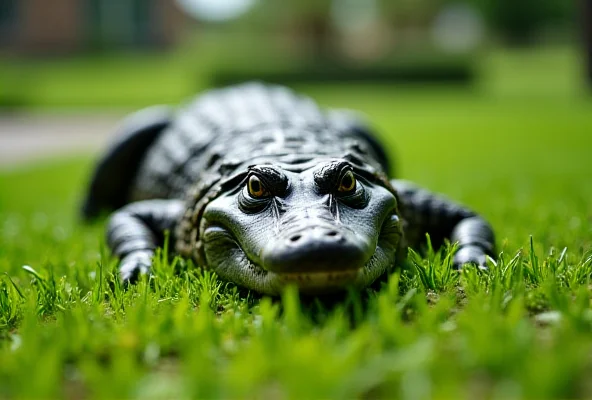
[337,170,356,193]
[247,175,269,198]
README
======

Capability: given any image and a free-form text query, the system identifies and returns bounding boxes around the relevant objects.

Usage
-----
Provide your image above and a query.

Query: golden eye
[247,175,269,198]
[337,170,356,193]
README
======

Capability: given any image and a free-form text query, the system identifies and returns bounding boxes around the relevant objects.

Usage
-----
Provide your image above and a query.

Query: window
[0,0,17,44]
[86,0,156,48]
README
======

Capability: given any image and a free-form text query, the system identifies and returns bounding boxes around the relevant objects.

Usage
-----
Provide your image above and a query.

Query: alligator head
[190,158,402,295]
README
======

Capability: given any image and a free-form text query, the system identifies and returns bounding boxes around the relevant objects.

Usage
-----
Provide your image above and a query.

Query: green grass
[1,49,592,398]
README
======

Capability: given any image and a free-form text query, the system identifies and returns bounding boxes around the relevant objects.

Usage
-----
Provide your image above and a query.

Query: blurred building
[0,0,187,54]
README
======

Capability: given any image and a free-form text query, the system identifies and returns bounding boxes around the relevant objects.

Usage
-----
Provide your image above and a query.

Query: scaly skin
[83,83,495,295]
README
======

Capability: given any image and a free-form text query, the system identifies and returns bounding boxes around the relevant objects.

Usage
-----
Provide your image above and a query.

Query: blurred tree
[251,0,334,59]
[489,0,546,43]
[585,0,592,86]
[474,0,574,43]
[380,0,441,28]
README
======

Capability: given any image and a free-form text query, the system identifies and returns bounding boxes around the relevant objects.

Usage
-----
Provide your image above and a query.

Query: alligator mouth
[201,212,400,294]
[238,254,364,294]
[244,252,364,286]
[277,270,360,283]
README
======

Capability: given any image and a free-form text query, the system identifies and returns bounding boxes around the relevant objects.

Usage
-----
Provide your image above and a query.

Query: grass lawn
[1,48,592,398]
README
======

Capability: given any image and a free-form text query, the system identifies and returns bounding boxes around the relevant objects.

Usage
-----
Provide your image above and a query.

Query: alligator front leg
[392,180,495,269]
[106,199,184,282]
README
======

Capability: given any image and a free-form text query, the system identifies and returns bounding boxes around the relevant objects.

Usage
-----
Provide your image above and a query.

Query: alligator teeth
[277,270,360,285]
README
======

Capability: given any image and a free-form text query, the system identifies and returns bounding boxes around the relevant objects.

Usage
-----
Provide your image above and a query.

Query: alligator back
[130,83,390,202]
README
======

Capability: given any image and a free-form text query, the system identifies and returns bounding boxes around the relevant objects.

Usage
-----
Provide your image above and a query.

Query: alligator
[82,83,495,295]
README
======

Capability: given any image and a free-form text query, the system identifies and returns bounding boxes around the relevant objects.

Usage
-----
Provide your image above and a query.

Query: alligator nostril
[326,230,340,239]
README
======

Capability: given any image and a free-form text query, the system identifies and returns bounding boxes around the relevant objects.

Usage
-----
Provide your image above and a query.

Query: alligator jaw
[202,208,401,295]
[275,269,363,294]
[235,240,366,294]
[277,270,361,283]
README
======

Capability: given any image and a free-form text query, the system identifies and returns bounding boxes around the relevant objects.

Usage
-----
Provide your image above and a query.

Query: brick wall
[151,0,188,47]
[1,0,187,54]
[18,0,84,53]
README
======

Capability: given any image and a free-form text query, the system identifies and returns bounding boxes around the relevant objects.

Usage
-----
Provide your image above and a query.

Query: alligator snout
[260,225,370,273]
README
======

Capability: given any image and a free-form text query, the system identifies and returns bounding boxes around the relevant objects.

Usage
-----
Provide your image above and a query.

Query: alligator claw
[453,245,488,271]
[119,250,153,283]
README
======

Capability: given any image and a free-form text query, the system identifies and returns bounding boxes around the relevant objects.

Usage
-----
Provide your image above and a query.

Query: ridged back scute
[184,82,327,134]
[132,83,390,202]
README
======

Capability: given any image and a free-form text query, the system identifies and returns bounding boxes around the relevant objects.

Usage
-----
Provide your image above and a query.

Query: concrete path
[0,113,125,169]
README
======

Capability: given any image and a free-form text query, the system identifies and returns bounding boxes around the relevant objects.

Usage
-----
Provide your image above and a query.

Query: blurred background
[0,0,589,165]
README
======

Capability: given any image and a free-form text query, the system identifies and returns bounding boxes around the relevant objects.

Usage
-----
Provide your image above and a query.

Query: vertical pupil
[251,178,261,193]
[342,174,353,189]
